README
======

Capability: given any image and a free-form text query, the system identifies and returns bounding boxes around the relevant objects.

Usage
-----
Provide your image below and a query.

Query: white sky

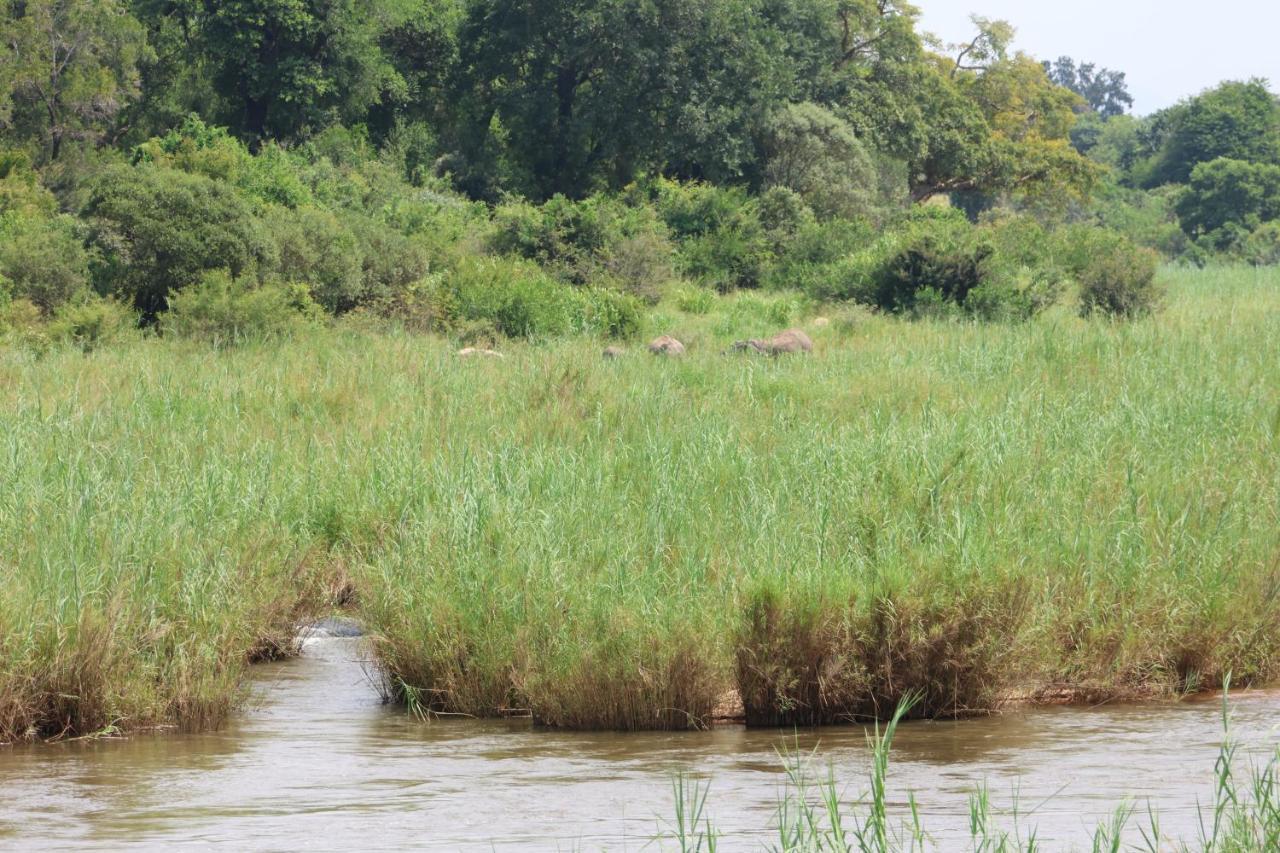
[915,0,1280,114]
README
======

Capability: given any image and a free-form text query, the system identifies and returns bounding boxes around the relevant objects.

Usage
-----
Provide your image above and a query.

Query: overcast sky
[915,0,1280,114]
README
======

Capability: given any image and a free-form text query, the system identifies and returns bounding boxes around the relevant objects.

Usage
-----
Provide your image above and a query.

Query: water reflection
[1,638,1277,850]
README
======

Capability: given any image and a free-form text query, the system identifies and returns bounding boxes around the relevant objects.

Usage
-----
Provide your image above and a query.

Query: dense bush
[86,164,271,319]
[265,205,364,313]
[1075,231,1161,318]
[869,215,996,314]
[448,256,577,339]
[46,297,137,352]
[651,180,771,291]
[164,270,322,344]
[0,212,92,313]
[489,194,675,302]
[767,217,875,292]
[344,213,433,304]
[445,256,641,341]
[1240,222,1280,267]
[1175,158,1280,247]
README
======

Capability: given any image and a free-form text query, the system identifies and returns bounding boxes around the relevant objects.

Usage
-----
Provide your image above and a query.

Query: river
[2,637,1278,850]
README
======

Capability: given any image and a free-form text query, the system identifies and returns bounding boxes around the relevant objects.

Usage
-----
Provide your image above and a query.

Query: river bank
[3,267,1279,741]
[3,637,1278,850]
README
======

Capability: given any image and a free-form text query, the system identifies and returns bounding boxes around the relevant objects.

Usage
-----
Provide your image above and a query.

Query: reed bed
[2,266,1279,739]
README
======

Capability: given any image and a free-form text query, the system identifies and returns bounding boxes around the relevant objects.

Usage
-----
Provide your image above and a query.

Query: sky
[915,0,1280,114]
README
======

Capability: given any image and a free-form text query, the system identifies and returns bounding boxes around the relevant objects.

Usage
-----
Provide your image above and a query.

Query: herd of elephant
[456,323,825,361]
[637,327,816,359]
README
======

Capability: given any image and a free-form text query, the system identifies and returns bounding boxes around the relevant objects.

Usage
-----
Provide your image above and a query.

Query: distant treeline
[0,1,1276,344]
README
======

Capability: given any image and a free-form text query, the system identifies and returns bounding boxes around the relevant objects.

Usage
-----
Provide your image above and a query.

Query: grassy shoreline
[3,267,1279,741]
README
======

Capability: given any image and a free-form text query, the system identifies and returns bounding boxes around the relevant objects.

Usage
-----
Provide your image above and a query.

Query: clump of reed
[735,574,1024,726]
[4,267,1280,738]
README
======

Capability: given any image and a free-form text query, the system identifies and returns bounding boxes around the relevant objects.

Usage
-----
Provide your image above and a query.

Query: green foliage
[1240,222,1280,267]
[767,217,874,292]
[756,185,816,251]
[1175,158,1280,246]
[344,212,433,304]
[0,211,92,313]
[579,287,642,339]
[443,255,641,340]
[264,205,364,313]
[966,265,1062,322]
[652,180,769,291]
[489,193,674,301]
[446,256,574,340]
[134,117,314,208]
[760,102,884,221]
[163,270,321,344]
[0,0,150,160]
[674,287,716,315]
[1145,80,1280,187]
[868,214,996,315]
[86,164,270,318]
[46,295,137,351]
[1074,231,1161,318]
[194,0,403,143]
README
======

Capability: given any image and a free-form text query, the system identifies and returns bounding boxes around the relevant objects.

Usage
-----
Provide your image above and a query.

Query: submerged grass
[2,266,1280,738]
[660,687,1280,851]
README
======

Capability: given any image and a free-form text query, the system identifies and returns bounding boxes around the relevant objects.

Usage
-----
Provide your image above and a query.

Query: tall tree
[193,0,404,143]
[1144,79,1280,186]
[0,0,150,159]
[1044,57,1133,118]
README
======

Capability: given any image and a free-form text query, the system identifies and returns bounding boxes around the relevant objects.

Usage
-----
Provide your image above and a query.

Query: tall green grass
[2,266,1279,739]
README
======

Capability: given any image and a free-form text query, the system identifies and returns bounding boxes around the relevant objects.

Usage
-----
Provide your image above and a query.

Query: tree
[1044,57,1133,118]
[761,101,881,219]
[1145,79,1280,187]
[905,48,1095,205]
[85,163,271,318]
[945,15,1014,78]
[1174,157,1280,243]
[450,0,840,199]
[0,0,150,159]
[193,0,403,143]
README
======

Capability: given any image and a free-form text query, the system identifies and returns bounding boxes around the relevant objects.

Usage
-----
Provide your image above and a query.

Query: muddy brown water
[2,638,1278,851]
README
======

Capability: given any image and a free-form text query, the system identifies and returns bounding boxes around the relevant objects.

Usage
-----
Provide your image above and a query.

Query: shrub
[1075,232,1161,318]
[674,287,716,315]
[163,270,322,345]
[265,205,364,313]
[579,288,643,339]
[369,274,457,334]
[600,230,675,304]
[651,179,771,291]
[490,194,675,301]
[870,217,995,315]
[966,266,1063,322]
[769,218,875,293]
[343,212,432,303]
[86,164,271,319]
[447,256,578,340]
[1241,222,1280,267]
[46,297,137,352]
[0,212,92,313]
[757,186,816,250]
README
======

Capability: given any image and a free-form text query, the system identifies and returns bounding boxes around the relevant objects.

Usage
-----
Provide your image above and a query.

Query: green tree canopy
[1174,157,1280,243]
[1,0,150,159]
[1145,79,1280,187]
